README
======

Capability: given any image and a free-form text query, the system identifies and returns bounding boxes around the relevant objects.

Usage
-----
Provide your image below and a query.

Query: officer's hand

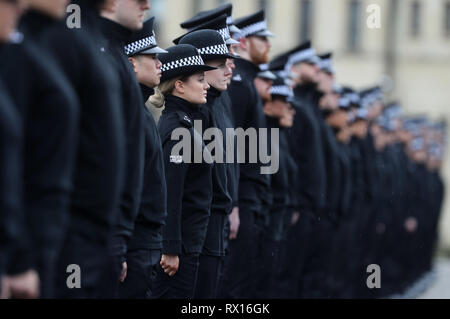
[291,211,300,226]
[160,254,179,277]
[0,276,11,299]
[404,217,418,233]
[6,269,40,299]
[120,262,127,282]
[229,207,240,240]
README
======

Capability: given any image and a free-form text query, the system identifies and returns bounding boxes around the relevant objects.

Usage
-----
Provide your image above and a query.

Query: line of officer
[0,0,447,300]
[220,10,275,299]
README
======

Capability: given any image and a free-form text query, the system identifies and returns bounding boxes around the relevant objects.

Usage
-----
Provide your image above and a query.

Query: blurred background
[149,0,450,255]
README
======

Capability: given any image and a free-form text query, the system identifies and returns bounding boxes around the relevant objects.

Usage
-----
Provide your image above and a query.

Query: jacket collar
[163,94,200,117]
[98,16,133,45]
[140,84,155,103]
[206,86,222,104]
[234,58,260,80]
[19,9,59,39]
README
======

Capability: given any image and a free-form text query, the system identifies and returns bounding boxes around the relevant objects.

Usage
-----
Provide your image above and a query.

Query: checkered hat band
[198,44,229,56]
[234,21,267,39]
[218,27,232,41]
[319,59,332,69]
[270,85,293,97]
[125,35,157,55]
[339,97,350,107]
[161,55,206,73]
[347,93,360,103]
[288,48,316,66]
[259,63,269,71]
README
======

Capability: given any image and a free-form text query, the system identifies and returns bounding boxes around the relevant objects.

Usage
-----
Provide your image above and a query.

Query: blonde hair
[149,75,188,108]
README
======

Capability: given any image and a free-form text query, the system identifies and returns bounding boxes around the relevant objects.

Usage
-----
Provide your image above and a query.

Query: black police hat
[270,73,293,99]
[125,17,167,57]
[257,63,277,80]
[174,14,239,46]
[318,52,335,74]
[233,10,275,40]
[268,54,297,81]
[180,3,241,34]
[284,41,319,69]
[158,44,217,82]
[178,30,236,62]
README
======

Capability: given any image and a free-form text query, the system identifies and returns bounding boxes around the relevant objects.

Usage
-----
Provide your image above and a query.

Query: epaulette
[177,111,193,128]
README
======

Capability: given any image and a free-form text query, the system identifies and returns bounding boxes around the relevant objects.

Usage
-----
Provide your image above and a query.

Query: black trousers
[55,234,109,299]
[194,254,223,299]
[219,206,263,299]
[253,236,280,299]
[119,249,161,299]
[151,253,199,299]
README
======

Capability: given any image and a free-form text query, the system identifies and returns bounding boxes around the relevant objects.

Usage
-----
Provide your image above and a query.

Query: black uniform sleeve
[160,137,189,255]
[2,43,80,274]
[112,67,145,258]
[0,86,24,275]
[142,115,167,224]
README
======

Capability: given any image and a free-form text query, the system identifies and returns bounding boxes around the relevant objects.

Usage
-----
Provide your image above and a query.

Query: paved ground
[417,258,450,299]
[388,258,450,299]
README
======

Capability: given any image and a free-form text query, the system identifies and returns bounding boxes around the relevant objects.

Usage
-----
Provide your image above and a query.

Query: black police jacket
[0,79,24,275]
[228,58,270,213]
[40,3,126,246]
[128,86,167,251]
[158,95,213,255]
[288,84,326,214]
[199,87,233,256]
[99,17,145,258]
[0,10,79,275]
[318,113,342,223]
[335,141,352,221]
[265,116,289,241]
[218,90,240,208]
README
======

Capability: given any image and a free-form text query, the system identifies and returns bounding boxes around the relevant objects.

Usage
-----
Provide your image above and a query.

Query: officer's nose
[141,0,151,10]
[156,58,162,69]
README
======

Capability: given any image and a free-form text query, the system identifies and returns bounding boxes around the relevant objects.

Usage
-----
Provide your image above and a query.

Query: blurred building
[150,0,450,251]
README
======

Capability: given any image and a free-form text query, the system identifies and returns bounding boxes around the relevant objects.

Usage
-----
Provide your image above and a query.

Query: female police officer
[150,44,216,299]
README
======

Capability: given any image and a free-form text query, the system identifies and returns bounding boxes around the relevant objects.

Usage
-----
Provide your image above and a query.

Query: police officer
[178,30,236,299]
[270,42,327,298]
[119,17,168,299]
[179,3,241,35]
[150,44,215,299]
[0,0,40,300]
[0,0,80,298]
[220,10,275,299]
[254,73,294,298]
[97,0,149,297]
[32,0,126,298]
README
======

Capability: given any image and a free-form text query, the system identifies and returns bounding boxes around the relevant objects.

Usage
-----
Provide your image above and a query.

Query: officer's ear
[239,37,248,51]
[174,79,186,95]
[128,57,138,73]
